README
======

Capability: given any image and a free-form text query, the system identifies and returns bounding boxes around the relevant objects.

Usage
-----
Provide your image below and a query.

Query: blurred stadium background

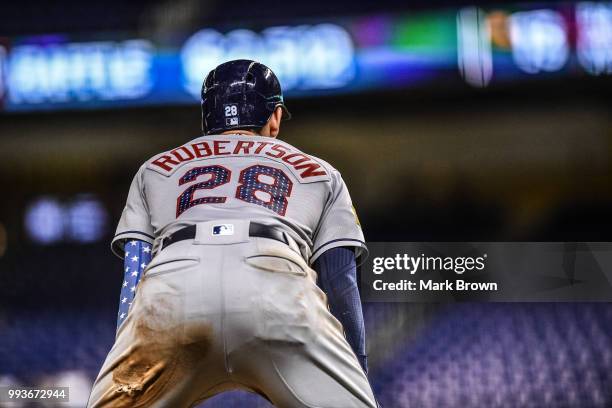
[1,0,611,406]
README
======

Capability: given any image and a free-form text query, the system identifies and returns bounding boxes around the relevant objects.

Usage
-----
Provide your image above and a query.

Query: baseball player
[88,59,378,408]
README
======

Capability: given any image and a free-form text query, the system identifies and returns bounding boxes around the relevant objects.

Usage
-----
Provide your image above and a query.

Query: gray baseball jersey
[111,133,367,264]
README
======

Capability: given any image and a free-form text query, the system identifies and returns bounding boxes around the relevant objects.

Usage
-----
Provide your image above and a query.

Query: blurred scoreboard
[0,1,610,112]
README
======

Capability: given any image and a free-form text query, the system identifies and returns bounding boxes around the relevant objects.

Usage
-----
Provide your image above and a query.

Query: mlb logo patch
[226,117,239,126]
[212,224,234,236]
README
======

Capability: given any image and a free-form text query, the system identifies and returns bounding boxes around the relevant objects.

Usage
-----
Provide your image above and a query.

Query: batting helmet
[200,59,291,135]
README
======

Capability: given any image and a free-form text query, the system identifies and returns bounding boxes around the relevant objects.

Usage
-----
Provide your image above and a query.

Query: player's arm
[111,164,155,331]
[116,240,152,331]
[314,246,368,373]
[311,169,369,372]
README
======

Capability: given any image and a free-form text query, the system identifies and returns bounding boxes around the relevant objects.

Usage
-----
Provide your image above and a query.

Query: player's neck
[217,130,278,139]
[220,130,258,136]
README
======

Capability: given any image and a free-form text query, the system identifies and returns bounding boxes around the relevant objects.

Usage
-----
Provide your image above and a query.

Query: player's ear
[268,106,283,138]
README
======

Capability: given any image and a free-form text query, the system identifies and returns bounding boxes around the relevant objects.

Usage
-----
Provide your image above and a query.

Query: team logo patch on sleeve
[351,205,361,226]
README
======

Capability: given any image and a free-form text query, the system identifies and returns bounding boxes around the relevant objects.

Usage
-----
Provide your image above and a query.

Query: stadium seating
[1,303,610,407]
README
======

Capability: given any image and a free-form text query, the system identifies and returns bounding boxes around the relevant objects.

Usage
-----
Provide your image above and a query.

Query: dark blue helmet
[201,59,291,135]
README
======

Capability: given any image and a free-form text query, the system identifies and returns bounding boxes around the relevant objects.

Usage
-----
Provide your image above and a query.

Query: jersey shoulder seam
[311,238,366,258]
[113,230,155,241]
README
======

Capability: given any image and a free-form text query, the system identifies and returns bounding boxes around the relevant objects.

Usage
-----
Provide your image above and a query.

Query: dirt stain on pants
[97,292,213,408]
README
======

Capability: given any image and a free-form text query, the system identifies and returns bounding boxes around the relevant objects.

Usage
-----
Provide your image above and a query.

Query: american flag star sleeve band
[116,240,153,331]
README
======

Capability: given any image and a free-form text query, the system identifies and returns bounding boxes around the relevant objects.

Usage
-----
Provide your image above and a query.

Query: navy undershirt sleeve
[314,246,368,373]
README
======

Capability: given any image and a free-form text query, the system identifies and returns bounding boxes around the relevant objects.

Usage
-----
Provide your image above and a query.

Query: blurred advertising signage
[0,2,611,112]
[181,25,355,97]
[7,39,154,105]
[458,2,612,86]
[2,24,355,111]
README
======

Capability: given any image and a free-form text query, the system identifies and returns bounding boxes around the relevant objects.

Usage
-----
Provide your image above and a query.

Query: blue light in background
[0,45,6,99]
[25,197,64,244]
[577,2,612,75]
[180,29,227,96]
[510,9,569,74]
[24,196,109,244]
[66,196,108,243]
[298,24,356,88]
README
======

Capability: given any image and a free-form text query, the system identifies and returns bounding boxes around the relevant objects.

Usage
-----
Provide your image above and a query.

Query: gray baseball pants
[87,220,378,408]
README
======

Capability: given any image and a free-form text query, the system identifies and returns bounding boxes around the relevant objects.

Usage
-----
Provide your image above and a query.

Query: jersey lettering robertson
[149,139,328,181]
[112,134,367,265]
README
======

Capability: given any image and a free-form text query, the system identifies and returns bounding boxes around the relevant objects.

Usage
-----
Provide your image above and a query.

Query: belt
[160,223,291,250]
